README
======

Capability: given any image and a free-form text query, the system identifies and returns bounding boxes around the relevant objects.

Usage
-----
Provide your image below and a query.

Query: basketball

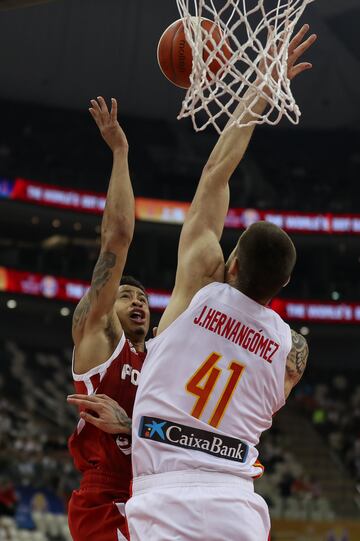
[157,18,231,89]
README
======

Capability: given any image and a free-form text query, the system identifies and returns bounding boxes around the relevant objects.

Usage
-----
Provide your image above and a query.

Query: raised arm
[72,97,134,374]
[158,25,317,334]
[284,330,309,399]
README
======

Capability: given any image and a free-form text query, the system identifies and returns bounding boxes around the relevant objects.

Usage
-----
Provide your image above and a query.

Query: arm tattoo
[114,405,132,433]
[73,294,91,330]
[286,330,309,381]
[72,251,116,330]
[91,252,117,299]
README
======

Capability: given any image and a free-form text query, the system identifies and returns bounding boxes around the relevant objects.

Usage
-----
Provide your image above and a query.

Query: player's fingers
[67,395,104,407]
[110,98,118,122]
[94,394,116,403]
[90,99,102,115]
[89,108,99,122]
[97,96,109,116]
[289,62,312,80]
[80,411,102,427]
[68,393,101,401]
[290,34,317,65]
[67,398,102,411]
[288,24,310,55]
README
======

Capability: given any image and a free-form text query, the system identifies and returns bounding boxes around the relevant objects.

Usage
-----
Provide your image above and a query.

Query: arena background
[0,1,359,540]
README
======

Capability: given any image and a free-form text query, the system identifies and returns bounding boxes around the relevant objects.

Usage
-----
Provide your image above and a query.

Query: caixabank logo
[139,416,249,463]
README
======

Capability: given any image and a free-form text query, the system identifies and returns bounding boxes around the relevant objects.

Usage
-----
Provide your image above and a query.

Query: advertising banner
[2,178,360,235]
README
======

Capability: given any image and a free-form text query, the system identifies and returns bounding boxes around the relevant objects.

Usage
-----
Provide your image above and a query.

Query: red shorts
[68,471,130,541]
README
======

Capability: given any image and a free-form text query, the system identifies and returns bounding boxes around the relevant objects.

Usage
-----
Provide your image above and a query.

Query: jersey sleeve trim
[72,332,126,382]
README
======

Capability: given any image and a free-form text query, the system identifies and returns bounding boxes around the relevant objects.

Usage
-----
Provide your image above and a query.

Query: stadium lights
[52,219,61,228]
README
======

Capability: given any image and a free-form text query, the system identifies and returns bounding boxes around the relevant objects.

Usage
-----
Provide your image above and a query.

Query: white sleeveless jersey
[132,282,292,479]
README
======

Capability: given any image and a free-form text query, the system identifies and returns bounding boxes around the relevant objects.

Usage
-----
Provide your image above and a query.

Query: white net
[176,0,315,133]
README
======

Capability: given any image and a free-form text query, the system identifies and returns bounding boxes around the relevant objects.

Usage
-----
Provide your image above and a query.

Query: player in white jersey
[125,25,315,541]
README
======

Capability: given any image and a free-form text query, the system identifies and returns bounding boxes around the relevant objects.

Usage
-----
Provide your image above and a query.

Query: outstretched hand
[67,393,132,434]
[287,24,317,81]
[259,24,317,95]
[89,96,128,153]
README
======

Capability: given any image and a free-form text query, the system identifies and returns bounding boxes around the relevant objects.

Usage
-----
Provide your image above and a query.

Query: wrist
[113,145,129,157]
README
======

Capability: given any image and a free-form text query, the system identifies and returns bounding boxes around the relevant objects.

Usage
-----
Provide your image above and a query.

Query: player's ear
[283,276,291,288]
[227,256,239,278]
[283,276,291,287]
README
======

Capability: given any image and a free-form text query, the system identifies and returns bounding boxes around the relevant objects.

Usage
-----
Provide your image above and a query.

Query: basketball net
[176,0,315,134]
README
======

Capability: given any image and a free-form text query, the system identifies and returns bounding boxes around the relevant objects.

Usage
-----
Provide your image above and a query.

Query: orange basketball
[157,18,231,89]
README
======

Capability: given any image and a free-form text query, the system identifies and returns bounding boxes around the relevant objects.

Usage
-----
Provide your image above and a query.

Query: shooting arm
[72,98,134,373]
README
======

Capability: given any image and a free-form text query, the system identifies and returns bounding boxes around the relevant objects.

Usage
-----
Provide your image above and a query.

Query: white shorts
[125,470,270,541]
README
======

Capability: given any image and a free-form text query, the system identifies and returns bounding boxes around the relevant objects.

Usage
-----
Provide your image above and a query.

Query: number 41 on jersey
[186,352,246,429]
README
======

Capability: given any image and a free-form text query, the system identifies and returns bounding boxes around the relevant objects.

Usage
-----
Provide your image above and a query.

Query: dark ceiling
[0,0,359,130]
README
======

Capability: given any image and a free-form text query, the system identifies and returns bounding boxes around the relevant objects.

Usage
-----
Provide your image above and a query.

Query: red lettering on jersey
[255,335,270,358]
[228,321,240,342]
[236,324,250,347]
[265,341,279,363]
[242,328,255,350]
[194,305,207,325]
[193,304,281,364]
[248,332,261,353]
[203,308,217,329]
[208,311,222,332]
[214,312,227,335]
[221,317,235,338]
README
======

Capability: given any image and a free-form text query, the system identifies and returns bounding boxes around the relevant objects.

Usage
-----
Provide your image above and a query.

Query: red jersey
[68,333,146,541]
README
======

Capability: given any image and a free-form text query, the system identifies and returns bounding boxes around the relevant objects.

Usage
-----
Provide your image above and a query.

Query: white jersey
[132,282,292,480]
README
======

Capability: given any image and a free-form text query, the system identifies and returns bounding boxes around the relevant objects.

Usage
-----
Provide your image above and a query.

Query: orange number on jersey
[186,353,245,429]
[186,352,222,420]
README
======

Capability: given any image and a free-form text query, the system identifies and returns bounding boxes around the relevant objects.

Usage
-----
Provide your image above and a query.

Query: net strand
[176,0,314,133]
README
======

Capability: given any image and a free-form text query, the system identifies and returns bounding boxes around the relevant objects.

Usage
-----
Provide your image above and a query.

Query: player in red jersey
[66,96,150,541]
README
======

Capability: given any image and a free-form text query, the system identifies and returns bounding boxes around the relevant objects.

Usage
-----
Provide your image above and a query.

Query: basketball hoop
[176,0,315,133]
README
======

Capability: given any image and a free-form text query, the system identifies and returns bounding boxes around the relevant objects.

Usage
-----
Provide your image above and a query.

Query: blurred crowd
[257,428,333,521]
[0,340,79,513]
[296,375,360,484]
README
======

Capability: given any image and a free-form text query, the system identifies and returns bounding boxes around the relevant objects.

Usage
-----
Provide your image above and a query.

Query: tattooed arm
[72,97,134,374]
[284,330,309,399]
